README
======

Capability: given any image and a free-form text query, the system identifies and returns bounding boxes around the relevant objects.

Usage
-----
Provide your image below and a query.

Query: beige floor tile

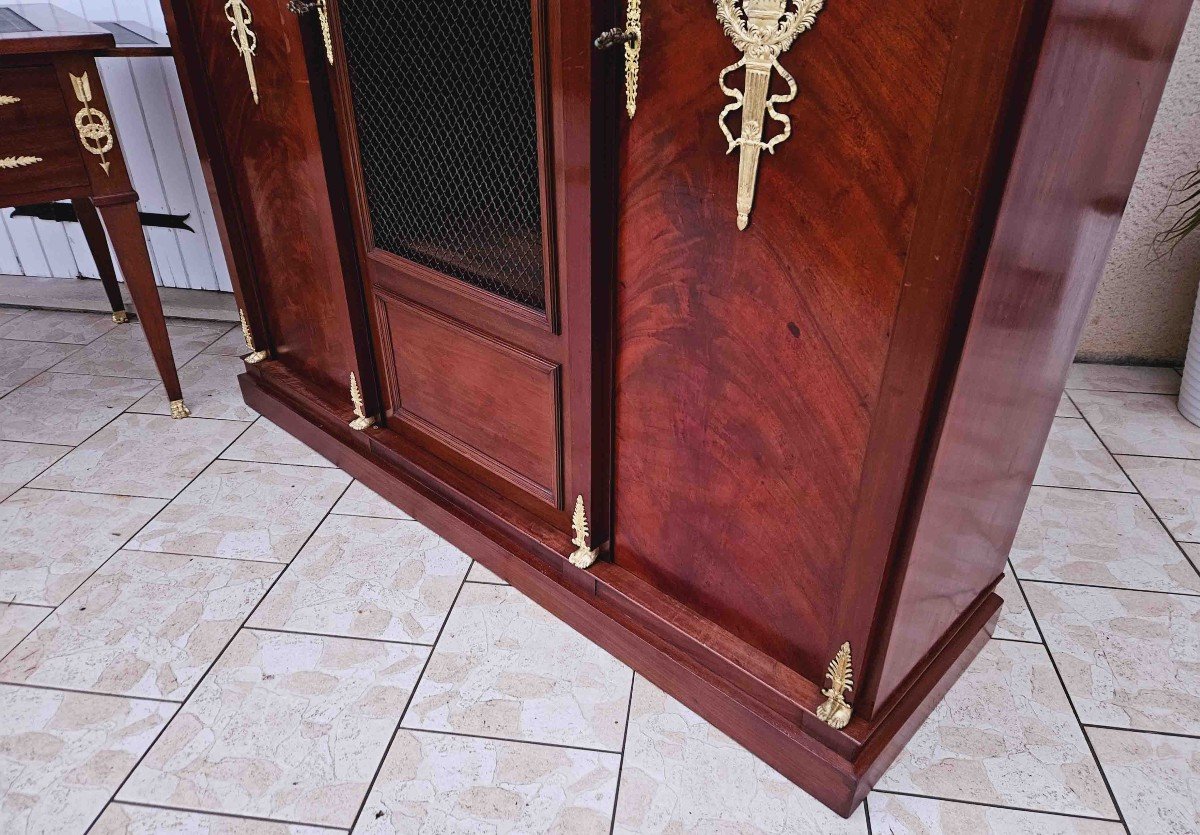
[1072,391,1200,458]
[31,413,247,499]
[0,339,83,395]
[994,570,1038,642]
[249,515,468,644]
[359,730,620,835]
[614,675,867,834]
[1066,363,1181,395]
[866,793,1123,834]
[1088,726,1200,835]
[1025,583,1200,735]
[0,550,279,700]
[466,562,508,585]
[1119,456,1200,542]
[52,321,228,380]
[1011,487,1200,592]
[1057,393,1081,418]
[330,480,411,519]
[0,683,175,834]
[129,353,258,421]
[222,418,335,468]
[404,583,631,751]
[93,804,339,833]
[1033,418,1134,492]
[0,372,154,445]
[200,325,248,357]
[127,460,350,563]
[0,488,166,606]
[0,309,120,344]
[0,440,70,502]
[0,308,26,326]
[119,629,428,828]
[875,640,1115,818]
[0,603,49,658]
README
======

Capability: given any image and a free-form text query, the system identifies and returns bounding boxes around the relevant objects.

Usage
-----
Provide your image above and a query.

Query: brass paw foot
[169,399,191,419]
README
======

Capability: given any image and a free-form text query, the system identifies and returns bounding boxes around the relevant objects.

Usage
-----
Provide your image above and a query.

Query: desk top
[0,4,115,56]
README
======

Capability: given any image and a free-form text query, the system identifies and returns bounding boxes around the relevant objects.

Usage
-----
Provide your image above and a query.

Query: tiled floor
[0,308,1197,834]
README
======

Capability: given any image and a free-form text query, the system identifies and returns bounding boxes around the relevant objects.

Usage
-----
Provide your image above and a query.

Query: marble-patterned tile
[466,561,508,585]
[93,804,340,834]
[0,339,83,396]
[1072,391,1200,458]
[1010,487,1200,592]
[329,480,411,519]
[249,515,468,644]
[0,683,175,834]
[0,603,49,658]
[1025,583,1200,735]
[130,353,258,421]
[866,793,1123,834]
[0,550,279,700]
[1057,393,1081,418]
[359,730,620,835]
[52,320,228,380]
[1088,726,1200,835]
[1119,455,1200,543]
[128,460,350,563]
[994,569,1038,642]
[614,675,867,834]
[119,629,428,828]
[0,440,70,502]
[404,583,631,751]
[1033,417,1134,492]
[1066,363,1181,395]
[875,640,1115,818]
[200,324,248,357]
[0,372,154,445]
[31,413,247,499]
[0,309,119,344]
[0,308,27,326]
[221,418,335,468]
[0,488,166,606]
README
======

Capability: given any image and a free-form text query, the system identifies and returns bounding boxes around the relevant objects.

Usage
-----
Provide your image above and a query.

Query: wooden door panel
[376,293,562,506]
[319,0,607,530]
[613,0,958,676]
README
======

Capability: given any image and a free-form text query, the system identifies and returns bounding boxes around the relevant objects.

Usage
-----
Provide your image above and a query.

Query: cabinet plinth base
[239,365,1001,817]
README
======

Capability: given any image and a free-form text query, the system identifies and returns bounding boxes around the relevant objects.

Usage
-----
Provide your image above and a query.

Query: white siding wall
[0,0,232,292]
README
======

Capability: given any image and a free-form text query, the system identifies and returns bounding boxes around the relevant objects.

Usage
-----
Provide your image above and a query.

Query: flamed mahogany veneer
[163,0,1191,815]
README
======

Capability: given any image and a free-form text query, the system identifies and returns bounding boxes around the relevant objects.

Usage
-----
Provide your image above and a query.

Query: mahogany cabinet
[163,0,1191,815]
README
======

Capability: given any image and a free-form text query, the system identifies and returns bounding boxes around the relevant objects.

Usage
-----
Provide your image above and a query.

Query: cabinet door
[167,0,366,399]
[316,0,611,533]
[611,0,968,679]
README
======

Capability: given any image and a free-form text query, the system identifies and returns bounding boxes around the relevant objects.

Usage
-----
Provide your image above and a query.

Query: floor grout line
[243,624,434,649]
[345,556,474,832]
[108,799,349,831]
[870,788,1123,823]
[607,668,637,835]
[1008,557,1130,833]
[0,679,182,705]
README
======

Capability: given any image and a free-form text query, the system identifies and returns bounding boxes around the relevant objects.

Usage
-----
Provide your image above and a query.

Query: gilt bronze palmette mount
[715,0,824,230]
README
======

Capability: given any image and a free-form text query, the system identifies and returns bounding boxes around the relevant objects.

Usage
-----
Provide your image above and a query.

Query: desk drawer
[0,64,89,198]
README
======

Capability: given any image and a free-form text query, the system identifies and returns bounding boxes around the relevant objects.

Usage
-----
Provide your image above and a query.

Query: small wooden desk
[0,4,188,417]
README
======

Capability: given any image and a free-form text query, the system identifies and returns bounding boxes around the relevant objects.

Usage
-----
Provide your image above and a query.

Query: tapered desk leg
[96,198,190,418]
[72,198,129,323]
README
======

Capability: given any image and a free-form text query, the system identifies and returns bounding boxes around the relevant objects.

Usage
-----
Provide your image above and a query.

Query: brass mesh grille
[338,0,547,311]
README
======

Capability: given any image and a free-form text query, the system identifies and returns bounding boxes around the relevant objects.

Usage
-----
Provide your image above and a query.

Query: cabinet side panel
[873,0,1193,708]
[168,0,357,394]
